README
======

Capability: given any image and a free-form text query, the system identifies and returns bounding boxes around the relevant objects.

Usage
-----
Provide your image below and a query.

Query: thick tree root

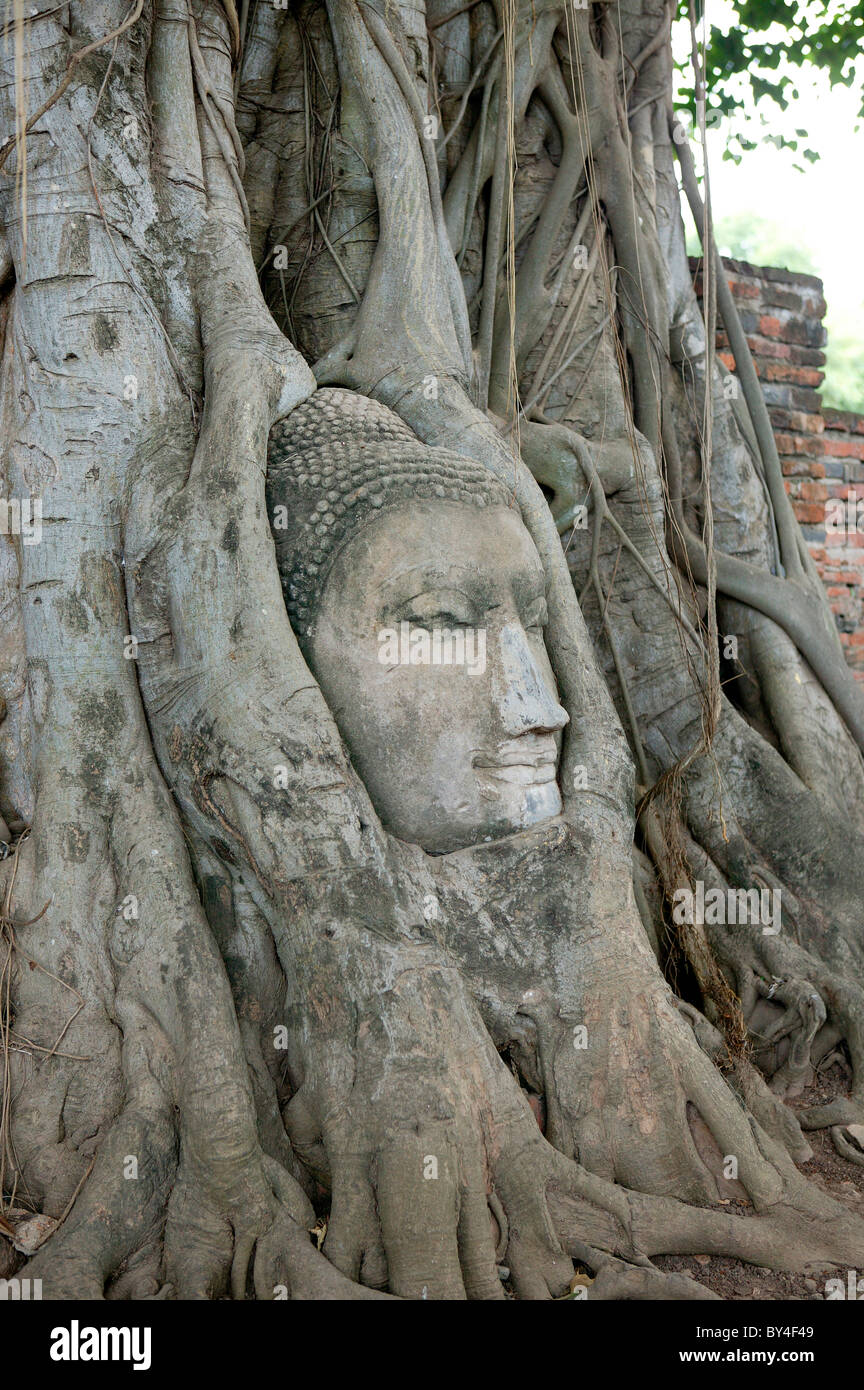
[24,1107,177,1299]
[830,1126,864,1168]
[548,1148,864,1277]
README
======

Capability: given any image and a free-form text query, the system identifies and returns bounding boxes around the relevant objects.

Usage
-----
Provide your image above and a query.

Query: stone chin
[512,778,564,830]
[463,785,564,851]
[472,754,564,837]
[409,761,565,856]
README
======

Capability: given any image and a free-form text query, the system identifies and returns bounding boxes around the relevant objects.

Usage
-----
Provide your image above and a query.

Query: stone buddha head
[268,389,568,854]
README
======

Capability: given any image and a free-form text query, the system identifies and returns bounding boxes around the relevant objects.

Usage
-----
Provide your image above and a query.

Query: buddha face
[305,499,569,854]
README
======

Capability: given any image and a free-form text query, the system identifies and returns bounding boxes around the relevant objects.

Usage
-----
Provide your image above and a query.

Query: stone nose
[494,622,569,737]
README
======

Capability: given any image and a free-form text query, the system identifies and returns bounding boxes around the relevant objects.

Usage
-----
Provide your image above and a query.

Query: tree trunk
[0,0,862,1301]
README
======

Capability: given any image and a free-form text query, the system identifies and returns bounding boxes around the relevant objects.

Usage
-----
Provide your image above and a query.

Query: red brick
[768,408,824,433]
[824,437,864,460]
[760,362,824,386]
[781,457,821,477]
[826,482,864,500]
[773,432,822,456]
[823,567,862,583]
[792,502,828,523]
[799,481,828,502]
[748,337,792,360]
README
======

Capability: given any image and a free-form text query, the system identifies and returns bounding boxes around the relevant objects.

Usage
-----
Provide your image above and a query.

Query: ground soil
[655,1057,864,1300]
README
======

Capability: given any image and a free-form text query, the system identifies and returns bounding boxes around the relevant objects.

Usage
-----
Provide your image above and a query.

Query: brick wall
[690,255,864,682]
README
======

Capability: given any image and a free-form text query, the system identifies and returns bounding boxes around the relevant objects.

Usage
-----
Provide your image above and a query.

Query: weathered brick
[799,480,829,502]
[760,264,823,290]
[823,567,862,583]
[762,383,823,410]
[760,362,824,387]
[773,431,822,456]
[747,336,792,360]
[787,458,826,478]
[760,286,806,312]
[824,407,860,430]
[694,255,864,668]
[824,437,864,460]
[826,481,864,500]
[775,316,826,348]
[793,502,828,524]
[788,345,826,367]
[768,408,824,433]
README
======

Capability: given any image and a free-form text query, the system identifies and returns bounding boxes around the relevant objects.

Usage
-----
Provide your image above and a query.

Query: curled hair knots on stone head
[266,388,513,637]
